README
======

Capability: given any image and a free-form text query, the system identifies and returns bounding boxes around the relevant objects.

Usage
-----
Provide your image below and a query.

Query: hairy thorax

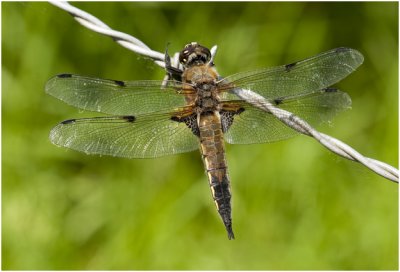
[182,65,221,113]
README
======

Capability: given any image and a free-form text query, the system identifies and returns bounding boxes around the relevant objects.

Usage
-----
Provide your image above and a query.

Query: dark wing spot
[61,119,76,124]
[285,62,297,72]
[323,87,338,93]
[122,115,135,122]
[57,73,72,78]
[274,98,284,105]
[114,80,126,87]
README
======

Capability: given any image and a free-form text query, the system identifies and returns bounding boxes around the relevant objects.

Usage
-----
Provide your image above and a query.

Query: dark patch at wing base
[171,114,199,137]
[220,108,245,133]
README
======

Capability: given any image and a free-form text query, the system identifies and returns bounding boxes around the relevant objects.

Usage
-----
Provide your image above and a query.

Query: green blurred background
[2,2,398,270]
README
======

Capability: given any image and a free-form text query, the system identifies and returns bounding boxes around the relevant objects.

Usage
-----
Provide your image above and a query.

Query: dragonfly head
[179,42,211,68]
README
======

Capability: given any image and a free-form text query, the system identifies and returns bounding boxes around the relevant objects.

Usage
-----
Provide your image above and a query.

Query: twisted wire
[234,89,398,183]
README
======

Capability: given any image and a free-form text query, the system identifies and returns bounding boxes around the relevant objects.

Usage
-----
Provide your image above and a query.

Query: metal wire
[234,89,398,183]
[49,1,399,183]
[49,1,218,69]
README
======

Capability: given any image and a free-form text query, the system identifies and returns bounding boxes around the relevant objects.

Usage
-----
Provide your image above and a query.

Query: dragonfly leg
[164,43,183,81]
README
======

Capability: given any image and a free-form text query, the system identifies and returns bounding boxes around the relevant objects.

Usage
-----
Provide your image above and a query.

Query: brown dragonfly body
[199,112,233,238]
[180,53,234,238]
[46,42,363,239]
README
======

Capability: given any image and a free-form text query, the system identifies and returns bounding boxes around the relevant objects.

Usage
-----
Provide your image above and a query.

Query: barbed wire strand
[49,1,218,69]
[49,1,398,183]
[234,89,398,183]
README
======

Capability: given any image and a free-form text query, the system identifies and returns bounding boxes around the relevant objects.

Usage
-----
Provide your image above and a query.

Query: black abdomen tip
[227,225,235,240]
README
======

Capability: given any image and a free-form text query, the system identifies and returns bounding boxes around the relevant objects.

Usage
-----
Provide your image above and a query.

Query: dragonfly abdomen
[198,112,234,239]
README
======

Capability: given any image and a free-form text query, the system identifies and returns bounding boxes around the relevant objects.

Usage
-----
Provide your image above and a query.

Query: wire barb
[50,1,398,183]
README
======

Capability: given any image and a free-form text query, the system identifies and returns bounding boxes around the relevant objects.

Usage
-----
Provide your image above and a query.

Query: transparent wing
[49,113,199,158]
[219,47,364,100]
[223,88,351,144]
[45,74,194,115]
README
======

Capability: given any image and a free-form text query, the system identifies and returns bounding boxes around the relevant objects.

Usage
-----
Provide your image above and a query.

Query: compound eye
[179,51,189,65]
[202,53,210,62]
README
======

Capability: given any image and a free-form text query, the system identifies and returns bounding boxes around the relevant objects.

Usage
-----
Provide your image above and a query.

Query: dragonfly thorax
[181,52,221,114]
[196,95,219,112]
[182,65,218,84]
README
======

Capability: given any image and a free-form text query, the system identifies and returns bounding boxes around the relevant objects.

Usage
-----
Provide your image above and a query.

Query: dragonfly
[46,42,364,239]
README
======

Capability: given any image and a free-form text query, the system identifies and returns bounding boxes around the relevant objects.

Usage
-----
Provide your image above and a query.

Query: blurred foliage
[2,2,398,270]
